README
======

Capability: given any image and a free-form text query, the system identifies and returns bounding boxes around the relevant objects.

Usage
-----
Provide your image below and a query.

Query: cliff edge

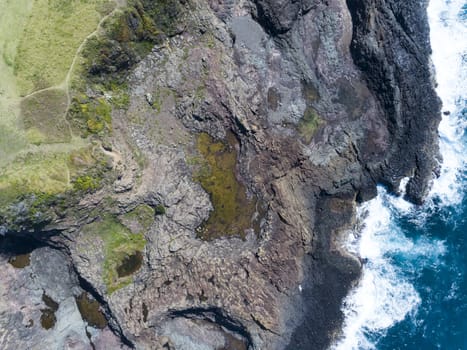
[0,0,440,349]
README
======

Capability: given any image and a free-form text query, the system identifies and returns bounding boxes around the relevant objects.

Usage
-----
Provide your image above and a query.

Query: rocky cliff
[0,0,440,349]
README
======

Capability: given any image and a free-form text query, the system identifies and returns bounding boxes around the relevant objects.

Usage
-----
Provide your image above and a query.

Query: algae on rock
[194,133,256,240]
[83,217,146,294]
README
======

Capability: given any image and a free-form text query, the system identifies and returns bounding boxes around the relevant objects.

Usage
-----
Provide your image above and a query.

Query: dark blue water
[376,198,467,350]
[334,1,467,349]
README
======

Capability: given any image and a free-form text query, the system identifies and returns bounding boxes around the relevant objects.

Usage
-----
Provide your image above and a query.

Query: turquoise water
[334,0,467,349]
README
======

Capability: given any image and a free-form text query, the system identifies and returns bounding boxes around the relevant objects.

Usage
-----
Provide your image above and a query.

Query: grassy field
[0,0,34,166]
[15,0,111,95]
[0,0,116,198]
[0,152,71,201]
[21,89,71,144]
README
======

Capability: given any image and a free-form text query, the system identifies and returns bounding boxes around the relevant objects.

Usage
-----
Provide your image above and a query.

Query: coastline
[0,0,443,348]
[333,0,467,348]
[285,0,443,347]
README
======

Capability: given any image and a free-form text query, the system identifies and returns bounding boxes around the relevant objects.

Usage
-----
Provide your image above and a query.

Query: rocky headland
[0,0,441,349]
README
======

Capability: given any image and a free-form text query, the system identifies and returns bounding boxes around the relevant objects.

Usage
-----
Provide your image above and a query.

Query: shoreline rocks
[0,0,440,349]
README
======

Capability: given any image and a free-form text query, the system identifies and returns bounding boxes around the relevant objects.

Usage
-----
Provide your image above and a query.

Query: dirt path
[19,4,122,142]
[0,2,124,186]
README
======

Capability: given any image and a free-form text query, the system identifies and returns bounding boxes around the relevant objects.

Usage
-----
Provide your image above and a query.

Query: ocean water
[333,0,467,349]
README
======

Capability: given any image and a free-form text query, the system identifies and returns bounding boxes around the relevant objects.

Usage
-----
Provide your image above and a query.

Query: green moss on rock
[69,96,112,135]
[298,107,322,144]
[84,217,146,294]
[73,175,101,192]
[121,204,155,233]
[194,133,256,240]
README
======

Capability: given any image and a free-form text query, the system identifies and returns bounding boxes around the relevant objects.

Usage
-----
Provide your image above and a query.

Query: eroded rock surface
[0,241,127,349]
[0,0,440,349]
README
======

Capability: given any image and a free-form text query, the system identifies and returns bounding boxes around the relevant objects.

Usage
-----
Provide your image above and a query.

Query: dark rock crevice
[0,0,443,349]
[71,265,136,349]
[169,307,254,348]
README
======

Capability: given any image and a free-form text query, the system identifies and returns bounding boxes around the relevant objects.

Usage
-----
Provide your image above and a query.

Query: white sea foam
[334,1,465,348]
[333,192,424,350]
[427,0,467,206]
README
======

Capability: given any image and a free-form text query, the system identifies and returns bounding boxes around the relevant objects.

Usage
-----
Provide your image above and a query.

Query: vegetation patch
[194,133,256,240]
[69,146,113,193]
[84,217,146,293]
[0,0,33,165]
[107,81,131,109]
[120,204,155,234]
[134,0,186,36]
[76,292,108,329]
[0,126,28,168]
[14,0,110,95]
[21,89,71,144]
[0,145,109,203]
[297,107,323,144]
[0,152,70,200]
[0,0,33,71]
[0,145,111,232]
[68,95,112,135]
[73,175,101,192]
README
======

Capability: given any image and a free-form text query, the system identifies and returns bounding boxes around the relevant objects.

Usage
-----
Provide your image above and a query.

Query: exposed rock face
[0,0,440,350]
[0,239,127,350]
[346,0,441,204]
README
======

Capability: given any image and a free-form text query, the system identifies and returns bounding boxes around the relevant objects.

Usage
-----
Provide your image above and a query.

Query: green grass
[0,0,34,164]
[83,217,146,294]
[0,0,32,93]
[21,89,71,144]
[0,0,118,186]
[14,0,111,95]
[68,95,112,135]
[73,175,101,192]
[194,133,256,240]
[0,126,28,168]
[0,152,71,199]
[0,144,108,211]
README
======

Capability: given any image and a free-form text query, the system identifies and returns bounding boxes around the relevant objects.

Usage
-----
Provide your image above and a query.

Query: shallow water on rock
[116,251,143,278]
[76,292,108,329]
[8,253,31,268]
